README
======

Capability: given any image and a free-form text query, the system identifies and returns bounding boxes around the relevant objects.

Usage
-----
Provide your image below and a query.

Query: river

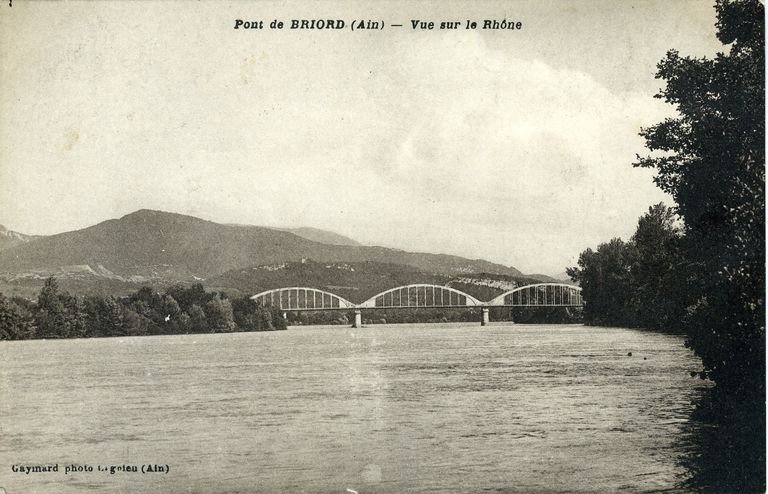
[0,323,707,493]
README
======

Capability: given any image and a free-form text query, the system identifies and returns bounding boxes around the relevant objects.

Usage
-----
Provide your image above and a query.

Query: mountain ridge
[0,210,524,286]
[225,223,361,246]
[0,225,40,251]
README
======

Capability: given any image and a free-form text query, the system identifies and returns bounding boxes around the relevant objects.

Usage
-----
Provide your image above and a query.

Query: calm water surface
[0,323,706,493]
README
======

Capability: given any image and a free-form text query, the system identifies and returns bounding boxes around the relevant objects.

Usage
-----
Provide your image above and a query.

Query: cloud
[0,5,673,275]
[280,33,673,273]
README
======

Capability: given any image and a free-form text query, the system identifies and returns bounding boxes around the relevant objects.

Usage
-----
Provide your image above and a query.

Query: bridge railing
[358,284,482,309]
[251,283,581,311]
[487,283,582,307]
[251,287,355,311]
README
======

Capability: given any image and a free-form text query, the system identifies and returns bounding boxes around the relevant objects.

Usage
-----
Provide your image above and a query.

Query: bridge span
[251,283,582,327]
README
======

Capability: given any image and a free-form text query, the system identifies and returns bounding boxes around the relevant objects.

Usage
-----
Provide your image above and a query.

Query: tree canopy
[635,0,764,402]
[0,279,287,341]
[567,203,681,329]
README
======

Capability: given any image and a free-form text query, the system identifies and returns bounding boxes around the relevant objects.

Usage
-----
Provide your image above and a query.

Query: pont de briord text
[233,19,522,30]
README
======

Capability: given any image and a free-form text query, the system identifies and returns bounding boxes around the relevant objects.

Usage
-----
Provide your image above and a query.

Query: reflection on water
[677,387,766,493]
[0,323,722,493]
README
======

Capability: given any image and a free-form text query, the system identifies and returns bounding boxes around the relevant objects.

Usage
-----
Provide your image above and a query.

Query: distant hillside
[0,210,523,290]
[447,272,562,301]
[210,260,551,304]
[525,273,557,283]
[552,271,576,284]
[276,227,360,246]
[210,260,444,303]
[228,224,361,246]
[0,225,39,251]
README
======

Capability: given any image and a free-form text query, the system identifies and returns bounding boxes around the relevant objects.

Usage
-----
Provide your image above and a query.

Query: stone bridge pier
[352,310,363,328]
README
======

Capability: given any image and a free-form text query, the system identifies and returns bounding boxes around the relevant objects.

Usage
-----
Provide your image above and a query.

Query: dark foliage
[571,2,764,490]
[0,278,286,340]
[34,277,87,339]
[635,0,764,404]
[568,204,682,330]
[0,293,35,340]
[283,306,581,326]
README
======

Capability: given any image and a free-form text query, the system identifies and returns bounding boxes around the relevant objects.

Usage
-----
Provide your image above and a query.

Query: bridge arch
[358,284,482,309]
[487,283,582,307]
[250,287,355,311]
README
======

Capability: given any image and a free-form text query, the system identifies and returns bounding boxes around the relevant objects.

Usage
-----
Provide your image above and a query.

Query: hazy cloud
[0,1,722,274]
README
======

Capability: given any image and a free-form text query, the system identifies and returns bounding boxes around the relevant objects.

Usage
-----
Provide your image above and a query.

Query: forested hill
[276,227,361,246]
[0,210,523,288]
[0,225,39,251]
[209,260,552,304]
[225,224,362,246]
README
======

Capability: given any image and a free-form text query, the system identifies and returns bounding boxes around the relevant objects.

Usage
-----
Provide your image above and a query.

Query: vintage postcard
[0,1,764,492]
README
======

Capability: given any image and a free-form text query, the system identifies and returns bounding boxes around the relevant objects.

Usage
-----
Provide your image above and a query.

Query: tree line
[569,0,763,401]
[283,306,581,326]
[567,203,683,331]
[0,277,286,340]
[568,1,763,490]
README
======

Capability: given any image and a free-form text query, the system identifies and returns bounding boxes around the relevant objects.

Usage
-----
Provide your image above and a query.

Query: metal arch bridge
[251,283,582,327]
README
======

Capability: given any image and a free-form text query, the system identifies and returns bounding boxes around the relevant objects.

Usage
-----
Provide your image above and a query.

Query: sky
[0,1,724,275]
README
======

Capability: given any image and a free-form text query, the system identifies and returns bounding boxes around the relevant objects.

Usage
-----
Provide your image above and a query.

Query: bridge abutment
[481,307,490,326]
[352,310,362,328]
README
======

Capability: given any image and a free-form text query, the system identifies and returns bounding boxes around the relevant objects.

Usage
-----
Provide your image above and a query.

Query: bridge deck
[251,283,582,311]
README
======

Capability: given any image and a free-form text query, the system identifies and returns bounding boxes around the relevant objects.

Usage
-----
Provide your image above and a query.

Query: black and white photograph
[0,1,764,492]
